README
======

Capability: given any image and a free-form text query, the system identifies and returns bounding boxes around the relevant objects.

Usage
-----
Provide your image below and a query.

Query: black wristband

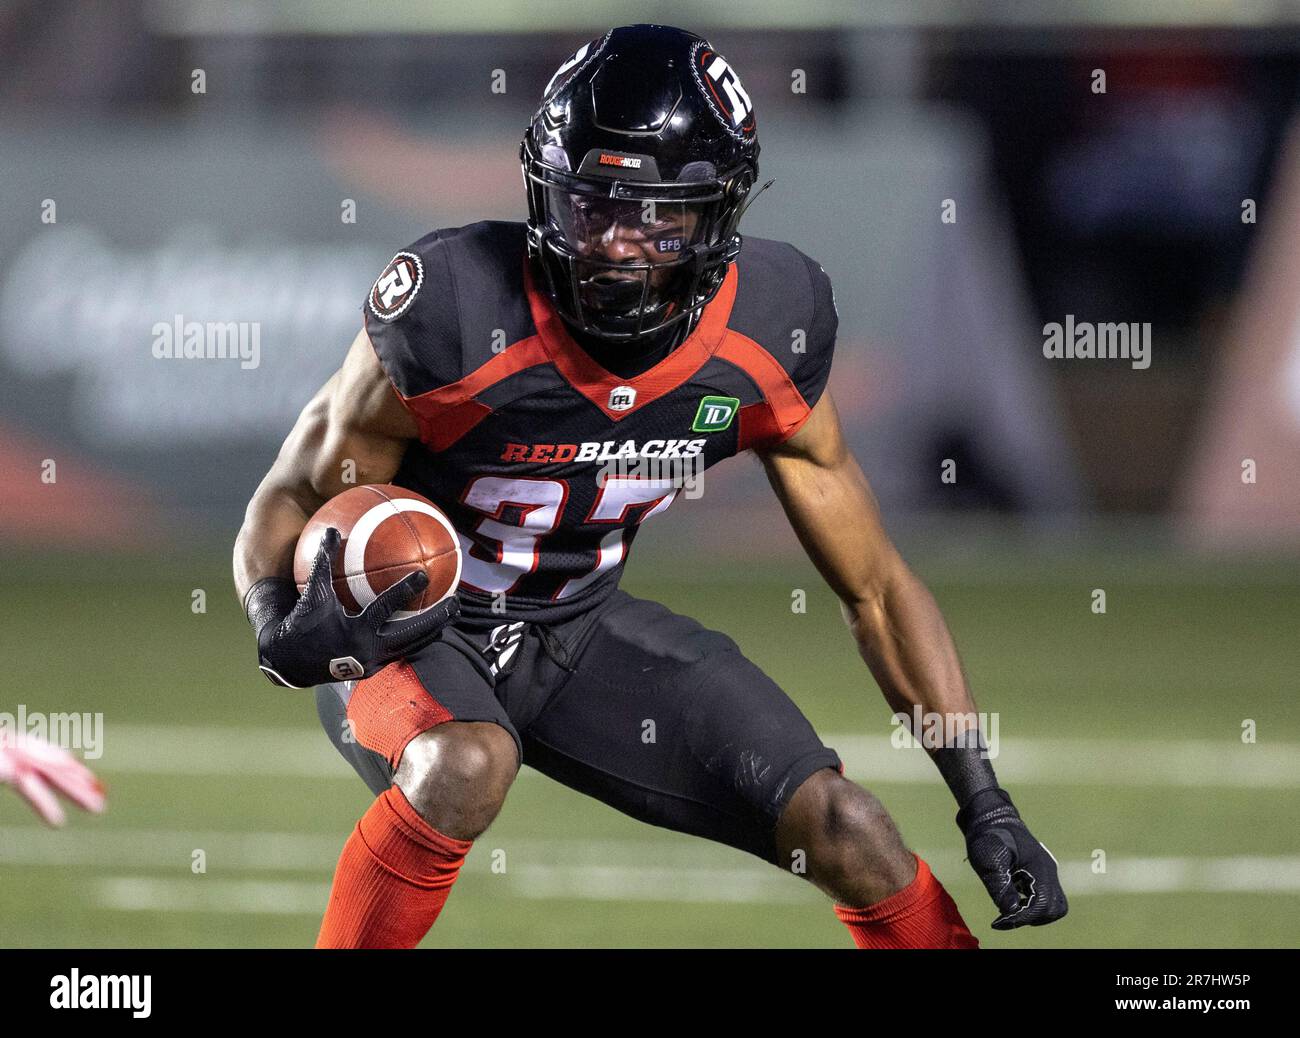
[933,743,1000,813]
[955,786,1016,832]
[242,576,299,637]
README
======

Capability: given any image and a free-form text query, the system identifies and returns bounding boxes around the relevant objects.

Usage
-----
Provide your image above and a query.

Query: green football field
[1,544,1296,948]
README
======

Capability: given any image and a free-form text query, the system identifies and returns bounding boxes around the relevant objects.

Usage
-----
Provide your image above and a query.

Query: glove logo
[329,656,365,681]
[368,251,424,322]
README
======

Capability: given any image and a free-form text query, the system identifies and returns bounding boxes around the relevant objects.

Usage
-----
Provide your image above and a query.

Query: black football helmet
[522,24,761,341]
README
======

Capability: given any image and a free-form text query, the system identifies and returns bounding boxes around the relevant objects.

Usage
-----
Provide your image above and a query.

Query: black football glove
[246,527,459,688]
[957,787,1068,930]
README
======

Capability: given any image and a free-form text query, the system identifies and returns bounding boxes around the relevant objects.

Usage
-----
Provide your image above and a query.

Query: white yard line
[508,855,1300,902]
[85,725,348,778]
[88,725,1300,788]
[0,826,345,870]
[96,877,331,915]
[2,825,1297,908]
[833,735,1300,789]
[83,854,1300,914]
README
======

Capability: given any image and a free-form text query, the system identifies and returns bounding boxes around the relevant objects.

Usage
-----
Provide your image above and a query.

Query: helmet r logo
[694,47,755,137]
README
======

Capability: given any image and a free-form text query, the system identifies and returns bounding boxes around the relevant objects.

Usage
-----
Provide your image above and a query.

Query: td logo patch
[368,251,424,322]
[692,395,739,433]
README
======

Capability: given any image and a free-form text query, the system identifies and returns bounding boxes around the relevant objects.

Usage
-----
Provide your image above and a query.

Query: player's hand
[956,787,1068,930]
[0,731,106,827]
[254,527,459,688]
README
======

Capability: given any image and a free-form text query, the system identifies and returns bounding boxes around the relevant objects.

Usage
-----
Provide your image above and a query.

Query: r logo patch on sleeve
[368,251,424,321]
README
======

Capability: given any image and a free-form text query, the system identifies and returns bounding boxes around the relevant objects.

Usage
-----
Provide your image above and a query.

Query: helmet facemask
[523,136,753,341]
[549,190,712,337]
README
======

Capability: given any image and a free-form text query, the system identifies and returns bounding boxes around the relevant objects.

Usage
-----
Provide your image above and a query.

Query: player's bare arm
[761,391,1069,929]
[232,328,458,690]
[760,392,976,725]
[232,327,416,600]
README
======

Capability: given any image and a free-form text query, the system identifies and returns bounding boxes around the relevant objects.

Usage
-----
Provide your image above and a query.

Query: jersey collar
[523,256,738,421]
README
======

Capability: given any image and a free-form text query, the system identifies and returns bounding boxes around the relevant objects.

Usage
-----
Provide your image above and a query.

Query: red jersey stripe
[715,330,812,450]
[523,257,739,420]
[381,334,551,451]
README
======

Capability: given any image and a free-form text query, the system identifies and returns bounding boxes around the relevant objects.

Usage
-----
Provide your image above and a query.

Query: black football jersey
[363,221,836,622]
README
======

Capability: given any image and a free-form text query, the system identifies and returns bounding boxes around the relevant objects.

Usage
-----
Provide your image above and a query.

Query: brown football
[293,484,461,616]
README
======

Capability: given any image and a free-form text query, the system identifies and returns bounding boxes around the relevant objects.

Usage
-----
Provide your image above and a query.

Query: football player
[233,24,1067,948]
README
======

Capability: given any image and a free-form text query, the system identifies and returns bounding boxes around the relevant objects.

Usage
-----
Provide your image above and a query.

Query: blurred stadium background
[0,0,1296,948]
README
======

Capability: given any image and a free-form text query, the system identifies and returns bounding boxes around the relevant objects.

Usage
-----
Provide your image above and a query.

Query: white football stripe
[342,496,462,617]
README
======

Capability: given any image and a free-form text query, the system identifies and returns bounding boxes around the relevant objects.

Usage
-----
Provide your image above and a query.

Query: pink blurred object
[0,731,106,826]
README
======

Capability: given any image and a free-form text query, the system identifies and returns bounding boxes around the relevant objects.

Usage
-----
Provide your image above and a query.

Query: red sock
[834,854,979,949]
[316,786,472,949]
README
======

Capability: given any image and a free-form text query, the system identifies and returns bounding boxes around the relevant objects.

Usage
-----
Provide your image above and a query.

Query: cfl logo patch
[608,385,637,412]
[695,46,755,137]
